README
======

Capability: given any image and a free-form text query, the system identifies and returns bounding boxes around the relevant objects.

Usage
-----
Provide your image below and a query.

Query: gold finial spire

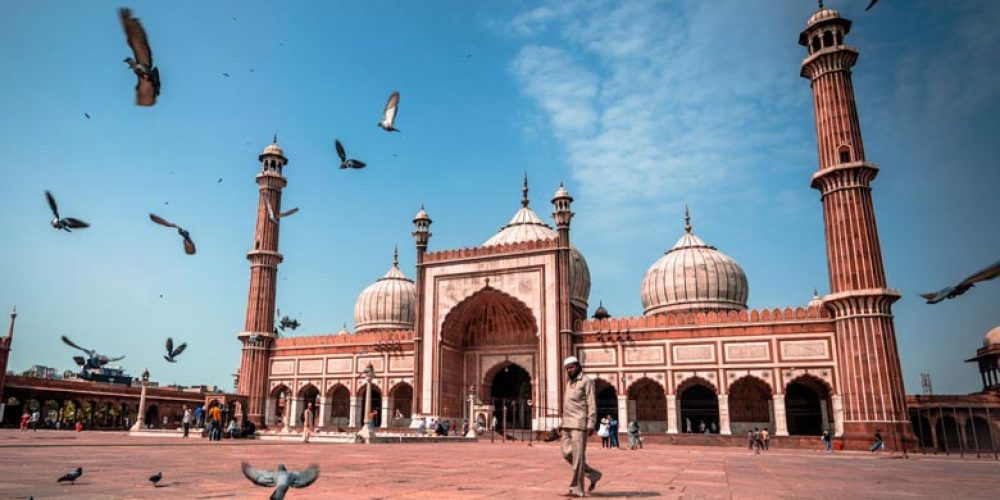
[522,172,529,208]
[684,205,692,233]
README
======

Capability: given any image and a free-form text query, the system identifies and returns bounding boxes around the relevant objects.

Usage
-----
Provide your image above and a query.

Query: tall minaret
[0,307,16,407]
[800,5,910,447]
[237,137,288,427]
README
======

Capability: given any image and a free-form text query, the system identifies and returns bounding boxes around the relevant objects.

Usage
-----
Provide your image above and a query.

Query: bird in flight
[163,337,187,363]
[57,468,83,485]
[920,260,1000,304]
[119,8,160,106]
[265,194,299,224]
[149,213,196,255]
[278,316,301,332]
[335,139,366,169]
[377,91,401,132]
[865,0,879,11]
[84,113,91,119]
[45,191,89,232]
[241,462,319,500]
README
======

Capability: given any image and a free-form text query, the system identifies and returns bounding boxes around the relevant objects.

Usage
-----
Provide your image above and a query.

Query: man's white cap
[563,356,580,367]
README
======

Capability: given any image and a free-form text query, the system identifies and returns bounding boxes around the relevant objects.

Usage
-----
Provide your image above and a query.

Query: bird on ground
[45,191,89,232]
[119,8,160,106]
[149,471,162,487]
[149,213,196,255]
[62,336,125,370]
[335,139,366,169]
[57,467,82,484]
[377,91,401,132]
[241,462,319,500]
[865,0,879,11]
[163,337,187,363]
[265,195,299,224]
[920,260,1000,304]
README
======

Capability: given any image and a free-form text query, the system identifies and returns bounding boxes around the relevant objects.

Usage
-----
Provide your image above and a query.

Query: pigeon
[222,72,231,78]
[149,471,162,487]
[218,177,223,183]
[265,195,299,224]
[84,113,91,119]
[45,191,90,232]
[920,260,1000,304]
[377,91,401,132]
[119,8,160,107]
[149,213,196,255]
[62,336,125,370]
[278,316,300,332]
[241,462,319,500]
[865,0,879,11]
[335,139,366,169]
[57,467,82,484]
[163,337,187,363]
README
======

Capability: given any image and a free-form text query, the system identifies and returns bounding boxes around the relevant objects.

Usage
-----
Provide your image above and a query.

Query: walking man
[822,429,832,452]
[560,356,601,497]
[761,427,770,451]
[30,409,40,431]
[182,406,192,438]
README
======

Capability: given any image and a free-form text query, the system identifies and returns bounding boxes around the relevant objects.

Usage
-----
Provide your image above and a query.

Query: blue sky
[1,0,997,395]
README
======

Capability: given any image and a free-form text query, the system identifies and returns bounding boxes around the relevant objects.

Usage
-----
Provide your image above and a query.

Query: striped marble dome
[482,180,590,311]
[354,249,416,332]
[640,210,748,315]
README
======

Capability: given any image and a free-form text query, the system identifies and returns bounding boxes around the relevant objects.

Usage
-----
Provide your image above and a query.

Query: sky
[0,0,997,395]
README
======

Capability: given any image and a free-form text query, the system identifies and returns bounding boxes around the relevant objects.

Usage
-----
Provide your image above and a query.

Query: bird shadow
[590,492,661,498]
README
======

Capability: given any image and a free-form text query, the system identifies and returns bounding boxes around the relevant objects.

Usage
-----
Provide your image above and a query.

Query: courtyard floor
[1,429,998,499]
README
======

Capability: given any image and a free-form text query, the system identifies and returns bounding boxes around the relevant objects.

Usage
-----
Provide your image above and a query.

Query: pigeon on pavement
[57,468,83,484]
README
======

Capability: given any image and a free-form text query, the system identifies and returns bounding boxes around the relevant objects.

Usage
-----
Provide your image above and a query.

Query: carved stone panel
[724,342,770,362]
[624,346,664,365]
[271,359,294,375]
[390,355,414,372]
[672,344,715,364]
[326,358,352,374]
[579,347,616,366]
[780,340,829,361]
[359,357,385,372]
[298,359,323,375]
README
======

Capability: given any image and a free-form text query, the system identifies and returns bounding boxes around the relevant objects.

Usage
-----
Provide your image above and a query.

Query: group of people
[178,405,255,441]
[747,427,771,453]
[415,417,459,436]
[684,418,718,434]
[20,409,86,432]
[596,415,643,450]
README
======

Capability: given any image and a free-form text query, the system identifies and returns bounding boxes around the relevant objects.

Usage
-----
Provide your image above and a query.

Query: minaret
[0,307,15,405]
[237,137,288,427]
[551,180,574,417]
[800,5,910,447]
[411,204,432,415]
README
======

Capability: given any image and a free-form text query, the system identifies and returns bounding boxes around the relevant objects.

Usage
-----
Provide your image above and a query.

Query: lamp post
[130,369,149,432]
[466,384,477,438]
[358,362,376,443]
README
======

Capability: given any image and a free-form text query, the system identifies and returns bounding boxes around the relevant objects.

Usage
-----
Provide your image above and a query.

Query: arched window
[835,31,843,46]
[838,145,851,164]
[823,31,834,48]
[811,35,821,53]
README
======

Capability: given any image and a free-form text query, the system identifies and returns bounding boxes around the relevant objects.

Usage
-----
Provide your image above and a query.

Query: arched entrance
[145,405,158,428]
[785,376,831,436]
[728,377,772,435]
[595,379,618,426]
[357,385,383,427]
[489,364,532,430]
[909,410,933,448]
[327,385,350,427]
[389,383,413,427]
[628,378,666,432]
[297,385,320,428]
[439,286,538,421]
[679,379,718,433]
[936,415,961,452]
[966,416,992,450]
[269,385,291,427]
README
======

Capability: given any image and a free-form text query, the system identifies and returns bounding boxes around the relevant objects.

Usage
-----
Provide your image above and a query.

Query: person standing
[208,405,222,441]
[760,427,770,451]
[752,428,761,454]
[747,429,756,450]
[822,429,832,452]
[302,405,313,443]
[417,417,427,436]
[559,356,601,497]
[30,409,40,431]
[627,420,642,450]
[598,415,610,448]
[181,406,192,438]
[20,410,30,431]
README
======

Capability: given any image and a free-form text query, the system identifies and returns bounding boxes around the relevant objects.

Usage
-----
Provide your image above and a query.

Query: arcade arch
[784,375,832,436]
[678,377,718,433]
[728,376,773,435]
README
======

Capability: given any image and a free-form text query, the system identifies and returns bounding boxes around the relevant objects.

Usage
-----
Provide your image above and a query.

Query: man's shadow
[589,492,660,498]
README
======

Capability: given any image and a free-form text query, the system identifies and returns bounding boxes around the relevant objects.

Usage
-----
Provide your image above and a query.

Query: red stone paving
[1,429,999,499]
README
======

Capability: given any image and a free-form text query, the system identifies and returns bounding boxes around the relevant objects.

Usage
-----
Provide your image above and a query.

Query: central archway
[785,376,831,436]
[438,285,538,419]
[489,364,532,430]
[679,380,719,433]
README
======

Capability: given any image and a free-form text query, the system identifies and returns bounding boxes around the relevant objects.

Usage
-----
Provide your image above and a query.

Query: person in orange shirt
[208,405,222,441]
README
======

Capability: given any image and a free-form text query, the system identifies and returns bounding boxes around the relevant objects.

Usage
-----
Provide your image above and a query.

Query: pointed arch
[440,286,538,347]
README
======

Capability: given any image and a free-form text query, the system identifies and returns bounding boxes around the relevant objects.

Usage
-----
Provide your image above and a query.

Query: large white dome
[640,211,748,315]
[354,250,416,332]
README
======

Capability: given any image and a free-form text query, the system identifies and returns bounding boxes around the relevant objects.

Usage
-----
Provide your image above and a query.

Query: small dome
[553,183,572,200]
[640,209,749,315]
[592,301,610,320]
[806,8,839,27]
[337,323,351,335]
[808,289,823,308]
[984,325,1000,347]
[354,249,416,332]
[414,205,430,222]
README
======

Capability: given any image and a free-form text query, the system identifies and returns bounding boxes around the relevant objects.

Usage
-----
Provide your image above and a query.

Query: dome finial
[818,0,824,9]
[521,172,530,208]
[272,132,278,144]
[684,205,692,233]
[393,245,399,268]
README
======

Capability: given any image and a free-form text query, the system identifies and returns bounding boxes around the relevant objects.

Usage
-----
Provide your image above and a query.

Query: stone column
[820,399,830,433]
[380,396,390,429]
[617,395,629,435]
[773,394,788,436]
[349,396,358,427]
[288,397,299,430]
[317,396,328,430]
[717,395,731,435]
[832,395,845,437]
[264,397,274,427]
[666,394,678,434]
[130,370,149,432]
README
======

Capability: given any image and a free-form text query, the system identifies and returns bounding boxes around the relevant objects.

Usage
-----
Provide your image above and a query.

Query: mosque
[234,6,917,449]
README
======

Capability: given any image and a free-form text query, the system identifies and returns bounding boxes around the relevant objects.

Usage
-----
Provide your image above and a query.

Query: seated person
[227,419,239,439]
[241,419,257,438]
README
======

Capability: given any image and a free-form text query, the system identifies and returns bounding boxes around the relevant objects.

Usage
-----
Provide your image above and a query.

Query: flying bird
[84,113,91,119]
[119,8,160,106]
[57,467,83,484]
[278,316,300,332]
[62,336,125,370]
[377,91,401,132]
[865,0,879,11]
[265,195,299,224]
[163,337,187,363]
[218,177,223,183]
[45,191,90,232]
[920,260,1000,304]
[149,213,196,255]
[335,139,366,169]
[149,472,162,487]
[241,462,319,500]
[222,72,231,78]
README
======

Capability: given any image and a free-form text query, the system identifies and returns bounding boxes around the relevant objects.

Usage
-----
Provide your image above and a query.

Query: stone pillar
[832,395,845,437]
[666,394,678,434]
[820,399,830,433]
[131,371,149,432]
[617,395,629,435]
[264,397,274,427]
[718,395,731,435]
[317,396,328,429]
[773,394,788,436]
[380,396,390,429]
[349,396,358,427]
[286,397,298,432]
